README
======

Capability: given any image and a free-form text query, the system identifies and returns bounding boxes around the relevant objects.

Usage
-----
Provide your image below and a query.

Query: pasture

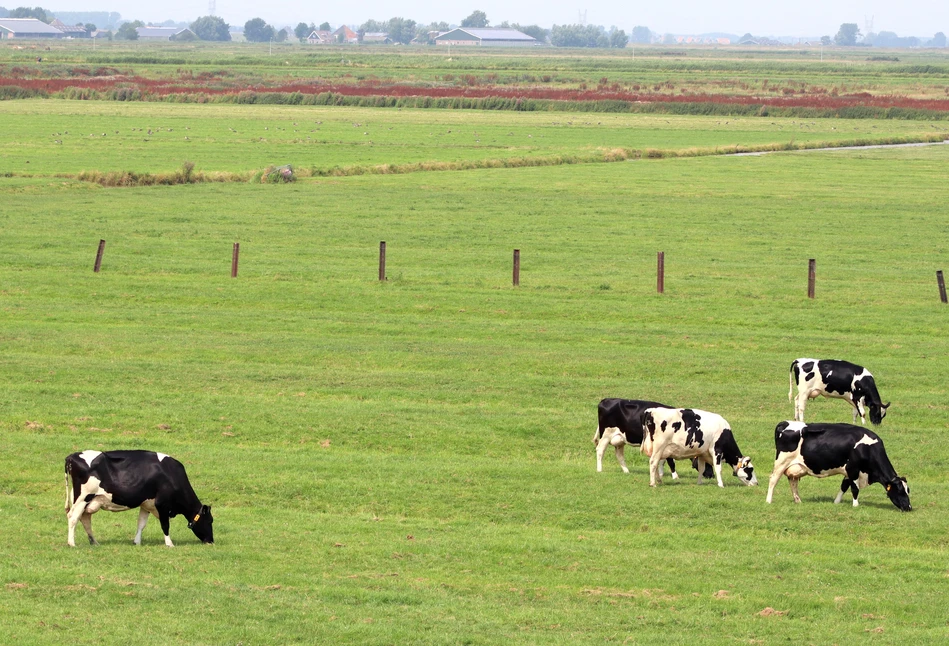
[2,45,949,643]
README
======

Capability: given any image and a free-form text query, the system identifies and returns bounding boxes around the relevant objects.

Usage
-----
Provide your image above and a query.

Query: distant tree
[360,18,385,32]
[510,23,547,42]
[294,22,309,41]
[461,10,488,28]
[190,15,230,41]
[609,28,628,48]
[931,32,946,47]
[550,23,607,47]
[276,28,288,42]
[244,17,275,42]
[10,6,49,21]
[415,21,449,45]
[114,20,142,40]
[0,6,8,18]
[820,35,832,46]
[319,21,330,31]
[386,17,416,44]
[83,22,96,34]
[174,29,197,41]
[834,23,860,46]
[630,26,651,44]
[661,33,676,44]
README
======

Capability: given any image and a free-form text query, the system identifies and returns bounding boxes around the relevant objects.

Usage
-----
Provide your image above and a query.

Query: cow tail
[788,362,795,402]
[64,459,72,512]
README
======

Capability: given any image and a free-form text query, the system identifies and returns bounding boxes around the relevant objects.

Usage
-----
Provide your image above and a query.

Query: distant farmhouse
[332,25,358,43]
[49,18,89,38]
[434,28,537,47]
[306,30,333,44]
[136,26,196,41]
[0,17,68,39]
[362,32,391,44]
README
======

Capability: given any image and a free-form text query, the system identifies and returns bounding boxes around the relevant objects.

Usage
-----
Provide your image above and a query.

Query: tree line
[2,6,945,49]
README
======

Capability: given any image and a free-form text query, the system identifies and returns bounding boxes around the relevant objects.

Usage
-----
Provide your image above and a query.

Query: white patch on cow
[78,477,131,513]
[854,435,878,448]
[78,450,101,468]
[157,453,168,462]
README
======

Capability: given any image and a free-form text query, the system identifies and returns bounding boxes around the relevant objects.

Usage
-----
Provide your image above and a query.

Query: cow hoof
[671,473,679,480]
[621,468,629,474]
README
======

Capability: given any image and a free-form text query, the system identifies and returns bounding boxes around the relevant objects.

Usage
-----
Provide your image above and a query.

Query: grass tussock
[70,135,947,187]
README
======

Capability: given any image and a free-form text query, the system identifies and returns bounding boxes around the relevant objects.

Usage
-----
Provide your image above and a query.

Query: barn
[0,18,67,39]
[434,28,537,47]
[136,26,197,41]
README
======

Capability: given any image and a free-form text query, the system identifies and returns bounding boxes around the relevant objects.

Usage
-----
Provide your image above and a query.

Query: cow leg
[79,512,98,546]
[794,393,807,422]
[695,458,706,485]
[158,512,175,548]
[834,476,853,505]
[667,458,678,480]
[648,453,663,487]
[595,432,615,472]
[134,508,151,545]
[614,444,629,474]
[712,454,725,488]
[66,500,89,548]
[789,477,802,503]
[766,455,796,504]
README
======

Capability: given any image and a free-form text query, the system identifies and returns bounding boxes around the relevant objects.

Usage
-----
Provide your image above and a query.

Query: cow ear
[883,402,891,409]
[886,484,892,492]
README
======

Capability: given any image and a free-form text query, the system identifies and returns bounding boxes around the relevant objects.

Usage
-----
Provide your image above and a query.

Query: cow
[594,398,713,480]
[789,358,890,425]
[641,407,758,488]
[765,421,911,511]
[64,450,214,547]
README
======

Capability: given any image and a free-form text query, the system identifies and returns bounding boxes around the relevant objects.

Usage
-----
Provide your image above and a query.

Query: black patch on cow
[817,360,858,396]
[801,361,814,373]
[661,420,667,432]
[804,371,814,382]
[596,398,671,444]
[791,360,801,386]
[681,409,703,448]
[672,421,682,432]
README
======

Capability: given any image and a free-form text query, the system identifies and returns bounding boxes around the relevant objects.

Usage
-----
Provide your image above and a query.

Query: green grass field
[2,60,949,643]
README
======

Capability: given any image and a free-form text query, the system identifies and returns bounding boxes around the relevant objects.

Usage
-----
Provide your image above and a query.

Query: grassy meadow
[2,45,949,645]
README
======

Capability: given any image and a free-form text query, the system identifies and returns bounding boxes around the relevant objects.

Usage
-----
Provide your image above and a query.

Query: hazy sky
[45,0,947,37]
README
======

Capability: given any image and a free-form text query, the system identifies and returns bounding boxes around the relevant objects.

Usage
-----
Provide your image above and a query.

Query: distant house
[362,32,391,44]
[49,18,89,38]
[0,18,67,39]
[306,30,333,44]
[331,25,358,44]
[434,28,537,47]
[136,26,196,41]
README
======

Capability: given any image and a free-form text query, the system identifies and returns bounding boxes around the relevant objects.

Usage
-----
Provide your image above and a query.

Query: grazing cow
[65,450,214,547]
[641,408,758,488]
[789,358,890,425]
[766,421,911,511]
[594,398,713,479]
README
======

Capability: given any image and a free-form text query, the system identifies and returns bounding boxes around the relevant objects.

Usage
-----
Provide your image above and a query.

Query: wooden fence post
[231,243,239,278]
[938,270,948,304]
[808,259,816,299]
[513,249,520,286]
[657,251,665,294]
[93,239,106,273]
[379,241,386,281]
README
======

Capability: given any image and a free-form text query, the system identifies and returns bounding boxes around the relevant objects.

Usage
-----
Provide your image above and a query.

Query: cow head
[733,457,758,486]
[884,477,911,512]
[869,402,890,425]
[188,504,214,544]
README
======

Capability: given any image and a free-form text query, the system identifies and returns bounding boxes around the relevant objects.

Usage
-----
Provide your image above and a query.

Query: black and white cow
[594,398,713,480]
[789,358,890,425]
[766,421,911,511]
[65,450,214,547]
[640,407,758,488]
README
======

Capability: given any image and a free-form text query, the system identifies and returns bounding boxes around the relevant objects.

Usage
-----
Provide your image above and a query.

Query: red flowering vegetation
[2,73,949,113]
